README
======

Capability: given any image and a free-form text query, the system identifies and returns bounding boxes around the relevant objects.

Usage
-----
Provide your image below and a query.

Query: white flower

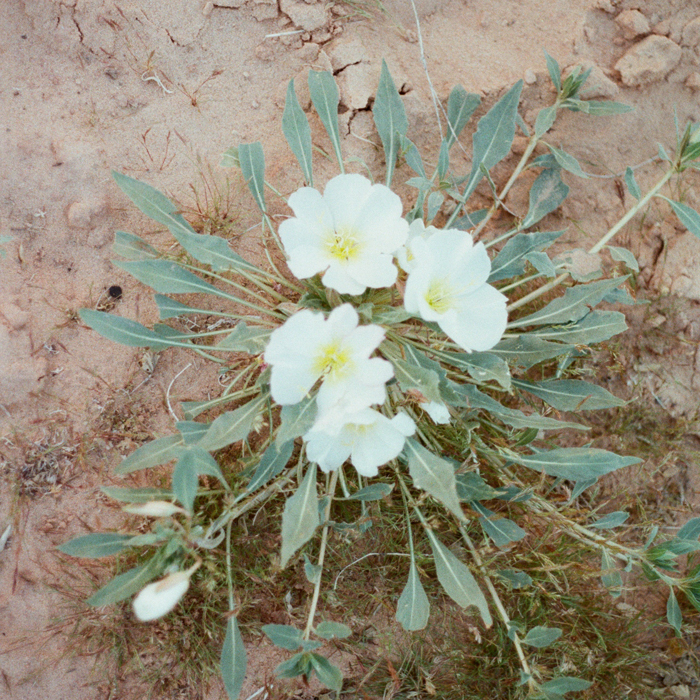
[264,304,393,410]
[396,218,439,273]
[279,174,409,295]
[133,567,196,622]
[305,408,416,477]
[123,501,187,518]
[420,400,451,424]
[404,230,508,353]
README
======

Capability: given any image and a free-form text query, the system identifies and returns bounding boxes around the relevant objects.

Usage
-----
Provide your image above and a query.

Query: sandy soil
[2,0,700,698]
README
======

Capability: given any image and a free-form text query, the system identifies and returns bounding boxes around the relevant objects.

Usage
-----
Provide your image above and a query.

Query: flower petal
[133,570,192,622]
[321,263,367,295]
[323,174,373,230]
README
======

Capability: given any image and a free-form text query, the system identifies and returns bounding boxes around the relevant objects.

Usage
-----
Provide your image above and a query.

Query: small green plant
[59,53,700,698]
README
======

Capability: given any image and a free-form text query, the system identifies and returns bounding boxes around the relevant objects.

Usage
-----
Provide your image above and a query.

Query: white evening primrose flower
[264,303,393,409]
[404,229,507,353]
[279,173,409,295]
[305,408,416,477]
[396,218,439,273]
[133,565,198,622]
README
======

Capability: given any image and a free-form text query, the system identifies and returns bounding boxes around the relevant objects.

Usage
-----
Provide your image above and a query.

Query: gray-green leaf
[276,395,317,448]
[512,378,625,411]
[116,434,185,475]
[282,79,313,186]
[238,142,267,213]
[280,466,319,567]
[197,394,266,451]
[308,70,343,170]
[262,624,303,650]
[522,167,569,228]
[396,561,430,631]
[246,440,294,493]
[58,533,134,559]
[221,616,247,700]
[511,448,640,482]
[446,85,480,149]
[373,59,408,187]
[315,621,352,640]
[522,626,562,648]
[87,555,164,607]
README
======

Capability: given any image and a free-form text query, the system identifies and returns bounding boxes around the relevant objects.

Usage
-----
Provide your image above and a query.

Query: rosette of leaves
[61,53,700,699]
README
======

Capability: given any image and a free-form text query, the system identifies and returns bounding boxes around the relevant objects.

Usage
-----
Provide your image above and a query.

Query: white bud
[122,501,186,518]
[133,568,195,622]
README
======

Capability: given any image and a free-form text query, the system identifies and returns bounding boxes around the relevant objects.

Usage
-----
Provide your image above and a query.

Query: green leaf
[177,421,210,444]
[667,588,683,634]
[496,568,533,589]
[446,85,480,148]
[87,555,164,607]
[544,51,562,91]
[608,245,639,272]
[425,529,492,626]
[426,189,445,222]
[396,561,430,631]
[434,350,511,390]
[282,79,314,186]
[591,511,629,529]
[564,98,632,115]
[525,251,556,277]
[315,621,352,640]
[308,70,343,170]
[399,134,426,178]
[392,357,442,403]
[677,517,700,541]
[347,483,393,501]
[490,336,575,371]
[58,533,134,559]
[404,439,463,521]
[509,277,627,328]
[196,394,266,451]
[660,196,700,238]
[172,452,200,512]
[80,309,173,350]
[221,616,247,700]
[309,653,343,692]
[101,486,174,503]
[373,59,408,187]
[530,309,628,344]
[535,105,557,139]
[522,168,569,229]
[112,231,159,260]
[276,395,317,447]
[511,448,640,482]
[455,473,504,501]
[624,166,641,199]
[262,624,303,650]
[238,142,267,213]
[246,440,294,493]
[220,146,239,168]
[474,503,527,548]
[114,259,220,296]
[116,435,184,475]
[280,466,319,567]
[540,677,592,695]
[546,144,588,179]
[154,295,201,319]
[215,322,271,354]
[512,378,625,411]
[461,80,523,202]
[489,230,565,282]
[522,626,562,649]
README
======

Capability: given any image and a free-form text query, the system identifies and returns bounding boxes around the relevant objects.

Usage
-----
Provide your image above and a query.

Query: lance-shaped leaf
[590,511,629,529]
[472,502,526,548]
[404,439,463,521]
[510,448,640,482]
[373,59,408,187]
[112,231,159,260]
[262,624,303,650]
[347,483,393,501]
[535,105,557,139]
[530,309,627,344]
[546,144,588,179]
[396,560,430,631]
[80,309,173,350]
[667,588,683,634]
[509,277,626,328]
[512,378,625,411]
[489,230,565,282]
[625,166,641,199]
[425,529,492,626]
[391,357,443,403]
[522,626,562,649]
[309,654,343,692]
[114,259,219,296]
[216,323,271,354]
[221,616,247,700]
[176,421,210,444]
[282,79,313,185]
[238,142,267,213]
[116,434,185,475]
[155,295,203,320]
[102,486,174,503]
[246,439,294,493]
[399,134,426,178]
[87,554,164,607]
[545,51,562,91]
[521,168,569,229]
[315,621,352,640]
[540,677,592,695]
[58,533,134,559]
[280,466,319,567]
[173,446,228,511]
[608,245,639,272]
[660,196,700,239]
[434,350,511,390]
[308,70,343,170]
[461,80,523,202]
[446,85,480,148]
[276,395,317,448]
[490,336,575,370]
[197,394,267,452]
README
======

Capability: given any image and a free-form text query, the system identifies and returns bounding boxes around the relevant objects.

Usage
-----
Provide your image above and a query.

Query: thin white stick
[166,363,192,421]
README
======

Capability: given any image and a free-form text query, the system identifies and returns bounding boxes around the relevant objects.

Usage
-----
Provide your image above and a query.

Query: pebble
[616,9,650,40]
[524,69,537,85]
[682,16,700,49]
[614,35,682,87]
[686,72,700,91]
[279,0,328,31]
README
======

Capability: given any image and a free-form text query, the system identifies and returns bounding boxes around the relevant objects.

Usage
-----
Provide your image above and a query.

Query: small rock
[616,9,650,39]
[336,62,375,110]
[682,16,700,49]
[251,0,279,22]
[0,302,29,331]
[614,35,682,86]
[595,0,615,13]
[296,41,320,62]
[202,1,214,17]
[652,18,671,36]
[524,69,537,85]
[66,199,106,229]
[686,72,700,91]
[327,35,366,72]
[279,0,328,32]
[255,42,276,61]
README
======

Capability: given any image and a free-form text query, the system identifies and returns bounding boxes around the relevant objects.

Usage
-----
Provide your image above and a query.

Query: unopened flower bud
[122,501,186,518]
[133,565,198,622]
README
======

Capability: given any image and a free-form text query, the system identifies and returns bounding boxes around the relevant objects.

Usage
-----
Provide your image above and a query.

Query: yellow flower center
[424,278,457,315]
[326,227,362,262]
[313,341,352,380]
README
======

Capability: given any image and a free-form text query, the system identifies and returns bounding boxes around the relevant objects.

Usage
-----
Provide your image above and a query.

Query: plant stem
[225,518,235,610]
[507,166,675,313]
[303,470,339,640]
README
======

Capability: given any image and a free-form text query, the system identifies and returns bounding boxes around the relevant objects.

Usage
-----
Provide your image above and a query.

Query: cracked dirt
[2,0,700,698]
